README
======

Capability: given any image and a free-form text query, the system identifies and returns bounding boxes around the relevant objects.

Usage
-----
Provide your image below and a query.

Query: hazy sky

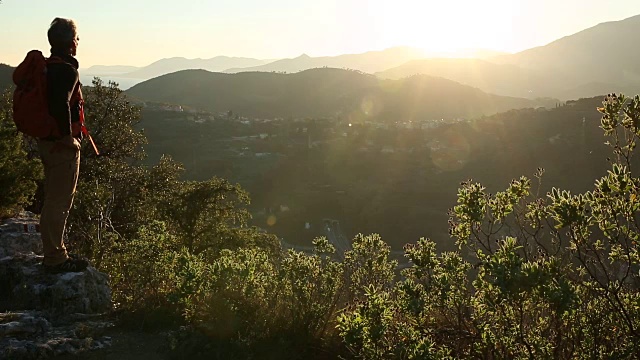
[2,0,640,67]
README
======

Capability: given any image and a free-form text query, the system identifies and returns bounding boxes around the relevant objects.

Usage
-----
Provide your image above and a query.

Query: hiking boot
[44,257,89,274]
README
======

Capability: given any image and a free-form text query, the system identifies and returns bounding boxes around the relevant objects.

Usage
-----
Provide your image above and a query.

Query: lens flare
[359,95,383,117]
[360,98,374,115]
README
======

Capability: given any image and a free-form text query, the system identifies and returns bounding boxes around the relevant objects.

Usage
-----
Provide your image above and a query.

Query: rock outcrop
[0,212,113,359]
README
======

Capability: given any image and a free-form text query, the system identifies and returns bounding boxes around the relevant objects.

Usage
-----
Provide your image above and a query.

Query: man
[39,17,88,273]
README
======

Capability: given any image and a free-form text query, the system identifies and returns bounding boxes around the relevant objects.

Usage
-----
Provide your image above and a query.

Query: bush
[335,94,640,359]
[174,237,344,358]
[9,75,640,358]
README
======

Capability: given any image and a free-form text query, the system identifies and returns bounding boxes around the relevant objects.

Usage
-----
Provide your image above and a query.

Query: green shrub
[106,221,183,311]
[443,93,640,358]
[343,233,397,301]
[175,237,344,357]
[336,94,640,359]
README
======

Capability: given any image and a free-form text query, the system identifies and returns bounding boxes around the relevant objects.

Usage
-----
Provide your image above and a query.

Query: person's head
[47,17,78,56]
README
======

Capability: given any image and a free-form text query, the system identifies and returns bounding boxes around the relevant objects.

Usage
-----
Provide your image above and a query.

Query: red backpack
[13,50,100,155]
[13,50,73,138]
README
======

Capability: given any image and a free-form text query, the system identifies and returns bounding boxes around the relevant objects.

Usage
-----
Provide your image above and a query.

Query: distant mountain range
[126,68,554,120]
[377,15,640,100]
[225,47,511,75]
[222,47,427,74]
[80,47,428,80]
[82,56,273,79]
[493,14,640,85]
[3,14,640,101]
[82,65,141,75]
[376,58,558,99]
[93,14,640,100]
[83,47,499,81]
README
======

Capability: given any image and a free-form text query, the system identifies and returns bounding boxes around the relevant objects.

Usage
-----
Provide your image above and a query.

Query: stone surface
[0,213,42,258]
[0,311,113,360]
[0,212,114,359]
[0,253,111,316]
[0,312,50,338]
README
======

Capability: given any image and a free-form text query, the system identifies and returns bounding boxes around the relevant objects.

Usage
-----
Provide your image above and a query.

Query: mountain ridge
[375,14,640,100]
[492,14,640,88]
[82,65,141,76]
[222,47,427,74]
[126,67,554,120]
[375,58,564,99]
[116,56,272,79]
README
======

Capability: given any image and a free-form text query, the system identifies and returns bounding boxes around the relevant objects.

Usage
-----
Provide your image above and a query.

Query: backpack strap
[71,82,84,138]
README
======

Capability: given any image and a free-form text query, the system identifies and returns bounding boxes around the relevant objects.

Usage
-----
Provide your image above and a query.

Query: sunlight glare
[368,0,518,55]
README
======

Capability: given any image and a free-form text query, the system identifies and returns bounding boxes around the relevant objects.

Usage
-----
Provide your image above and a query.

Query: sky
[2,0,640,68]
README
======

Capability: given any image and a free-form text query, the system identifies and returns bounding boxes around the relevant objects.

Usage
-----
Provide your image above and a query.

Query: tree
[0,89,42,218]
[57,80,289,332]
[66,78,151,260]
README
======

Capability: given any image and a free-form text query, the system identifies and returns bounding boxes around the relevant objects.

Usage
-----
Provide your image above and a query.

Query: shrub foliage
[4,75,640,358]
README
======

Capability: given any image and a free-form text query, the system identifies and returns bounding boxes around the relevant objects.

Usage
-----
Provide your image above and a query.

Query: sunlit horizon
[2,0,640,67]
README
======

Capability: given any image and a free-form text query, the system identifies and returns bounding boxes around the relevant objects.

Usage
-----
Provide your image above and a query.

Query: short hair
[47,18,77,49]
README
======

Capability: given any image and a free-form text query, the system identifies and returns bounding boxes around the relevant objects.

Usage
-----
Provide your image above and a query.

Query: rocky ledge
[0,212,113,360]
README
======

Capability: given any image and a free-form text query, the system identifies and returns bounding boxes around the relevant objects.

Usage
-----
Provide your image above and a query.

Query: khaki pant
[38,140,80,266]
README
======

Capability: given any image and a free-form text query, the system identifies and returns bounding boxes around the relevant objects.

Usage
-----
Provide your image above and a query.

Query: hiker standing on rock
[37,18,88,273]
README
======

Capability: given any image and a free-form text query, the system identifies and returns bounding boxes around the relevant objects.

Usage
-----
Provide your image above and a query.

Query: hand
[51,135,81,153]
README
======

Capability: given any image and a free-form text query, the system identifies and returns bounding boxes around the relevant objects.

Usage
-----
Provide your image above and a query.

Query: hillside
[137,94,615,250]
[126,68,552,120]
[374,15,640,100]
[223,47,426,74]
[0,64,13,91]
[375,58,567,99]
[491,14,640,98]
